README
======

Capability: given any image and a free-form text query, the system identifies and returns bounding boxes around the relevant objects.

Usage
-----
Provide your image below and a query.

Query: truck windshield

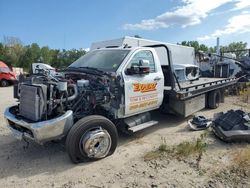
[69,49,130,72]
[0,67,10,73]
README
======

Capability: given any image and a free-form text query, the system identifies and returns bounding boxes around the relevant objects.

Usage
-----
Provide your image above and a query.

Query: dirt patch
[206,147,250,188]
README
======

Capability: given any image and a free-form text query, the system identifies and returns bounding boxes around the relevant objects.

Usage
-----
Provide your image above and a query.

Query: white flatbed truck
[4,37,238,163]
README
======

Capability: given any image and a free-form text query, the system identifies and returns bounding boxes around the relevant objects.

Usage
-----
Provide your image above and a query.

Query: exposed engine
[14,71,113,122]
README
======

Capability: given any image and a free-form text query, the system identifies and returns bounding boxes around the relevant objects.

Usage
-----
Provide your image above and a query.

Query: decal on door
[133,82,157,93]
[129,93,158,111]
[129,82,158,111]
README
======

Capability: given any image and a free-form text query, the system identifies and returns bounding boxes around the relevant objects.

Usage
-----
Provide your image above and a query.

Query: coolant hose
[55,84,78,103]
[67,84,78,101]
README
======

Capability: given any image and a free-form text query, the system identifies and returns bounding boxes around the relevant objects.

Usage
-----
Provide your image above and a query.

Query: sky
[1,0,250,50]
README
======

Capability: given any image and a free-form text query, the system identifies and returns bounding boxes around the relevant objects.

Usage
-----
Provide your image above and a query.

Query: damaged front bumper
[4,106,74,144]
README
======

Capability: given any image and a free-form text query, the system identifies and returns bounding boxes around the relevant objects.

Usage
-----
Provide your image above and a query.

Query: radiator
[19,84,47,121]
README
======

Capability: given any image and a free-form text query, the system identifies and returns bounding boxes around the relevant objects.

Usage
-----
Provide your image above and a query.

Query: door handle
[154,77,161,81]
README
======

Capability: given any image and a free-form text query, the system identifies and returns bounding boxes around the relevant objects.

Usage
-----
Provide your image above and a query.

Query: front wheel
[0,80,9,87]
[66,115,118,163]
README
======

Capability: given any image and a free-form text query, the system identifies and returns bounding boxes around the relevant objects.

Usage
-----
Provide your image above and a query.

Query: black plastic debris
[188,116,212,131]
[212,110,250,142]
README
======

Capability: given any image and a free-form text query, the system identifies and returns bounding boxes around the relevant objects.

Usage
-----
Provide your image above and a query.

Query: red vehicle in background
[0,61,17,87]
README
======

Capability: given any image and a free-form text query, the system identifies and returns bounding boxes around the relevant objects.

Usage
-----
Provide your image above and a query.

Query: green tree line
[179,40,248,58]
[0,36,248,71]
[0,36,86,71]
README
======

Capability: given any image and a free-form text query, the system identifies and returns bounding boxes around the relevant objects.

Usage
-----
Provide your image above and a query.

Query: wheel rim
[80,127,112,159]
[1,80,7,87]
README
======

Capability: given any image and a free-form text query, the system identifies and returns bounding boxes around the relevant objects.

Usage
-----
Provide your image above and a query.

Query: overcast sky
[1,0,250,49]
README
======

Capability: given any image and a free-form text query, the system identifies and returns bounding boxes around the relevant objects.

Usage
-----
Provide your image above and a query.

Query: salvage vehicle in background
[32,63,62,77]
[0,61,17,87]
[173,64,200,81]
[4,37,238,163]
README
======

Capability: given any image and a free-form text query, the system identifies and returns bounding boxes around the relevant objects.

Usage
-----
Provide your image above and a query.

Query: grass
[230,83,250,109]
[210,147,250,186]
[144,137,171,161]
[175,132,207,158]
[144,133,208,168]
[226,82,250,97]
[143,150,163,161]
[240,87,250,104]
[230,147,250,177]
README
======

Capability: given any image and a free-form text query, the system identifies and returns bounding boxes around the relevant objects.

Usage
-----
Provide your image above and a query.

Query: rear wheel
[0,80,9,87]
[66,115,118,163]
[208,90,221,109]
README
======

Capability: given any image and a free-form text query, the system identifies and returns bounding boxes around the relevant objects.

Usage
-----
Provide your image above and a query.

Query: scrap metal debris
[212,110,250,142]
[188,116,212,131]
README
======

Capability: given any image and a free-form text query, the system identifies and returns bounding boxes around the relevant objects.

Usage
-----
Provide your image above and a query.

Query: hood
[0,61,16,76]
[0,71,16,77]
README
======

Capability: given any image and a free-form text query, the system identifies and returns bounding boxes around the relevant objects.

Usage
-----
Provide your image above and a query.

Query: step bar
[128,120,158,133]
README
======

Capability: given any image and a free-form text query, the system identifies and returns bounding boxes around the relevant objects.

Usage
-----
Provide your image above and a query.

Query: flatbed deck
[178,78,226,89]
[164,77,238,100]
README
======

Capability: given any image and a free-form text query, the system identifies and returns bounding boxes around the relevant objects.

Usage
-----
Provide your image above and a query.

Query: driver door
[123,49,164,116]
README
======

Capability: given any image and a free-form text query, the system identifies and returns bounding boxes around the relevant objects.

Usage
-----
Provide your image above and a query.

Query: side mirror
[127,59,150,75]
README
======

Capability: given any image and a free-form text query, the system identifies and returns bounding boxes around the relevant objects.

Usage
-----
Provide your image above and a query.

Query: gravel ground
[0,86,249,188]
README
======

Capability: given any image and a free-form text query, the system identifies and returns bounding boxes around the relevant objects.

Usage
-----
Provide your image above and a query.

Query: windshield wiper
[66,66,104,75]
[78,66,103,73]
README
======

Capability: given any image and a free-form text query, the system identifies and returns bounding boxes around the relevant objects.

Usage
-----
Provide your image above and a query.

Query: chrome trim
[80,127,111,158]
[4,106,74,144]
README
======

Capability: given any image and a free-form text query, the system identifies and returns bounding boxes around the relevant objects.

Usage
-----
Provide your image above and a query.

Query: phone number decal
[129,100,158,111]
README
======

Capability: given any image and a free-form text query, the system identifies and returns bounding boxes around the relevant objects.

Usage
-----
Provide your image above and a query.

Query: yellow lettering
[133,83,157,93]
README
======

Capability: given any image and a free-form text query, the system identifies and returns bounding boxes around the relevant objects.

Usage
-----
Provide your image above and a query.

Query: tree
[50,49,60,68]
[56,48,86,68]
[0,43,5,61]
[40,46,52,64]
[0,37,87,70]
[220,42,247,58]
[208,47,216,53]
[0,44,12,65]
[30,43,40,62]
[199,44,208,52]
[180,41,209,53]
[2,37,25,66]
[18,43,41,70]
[3,36,22,47]
[19,46,33,69]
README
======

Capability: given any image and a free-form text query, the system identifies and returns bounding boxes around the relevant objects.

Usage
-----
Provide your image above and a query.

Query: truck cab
[111,47,165,117]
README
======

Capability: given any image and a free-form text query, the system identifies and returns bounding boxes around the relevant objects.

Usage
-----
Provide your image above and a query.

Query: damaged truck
[4,37,238,163]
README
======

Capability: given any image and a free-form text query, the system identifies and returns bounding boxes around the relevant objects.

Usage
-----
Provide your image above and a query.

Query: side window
[127,50,156,72]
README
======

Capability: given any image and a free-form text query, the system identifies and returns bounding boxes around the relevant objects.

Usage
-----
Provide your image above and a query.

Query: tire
[0,80,9,87]
[116,120,133,136]
[66,115,118,163]
[208,90,221,109]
